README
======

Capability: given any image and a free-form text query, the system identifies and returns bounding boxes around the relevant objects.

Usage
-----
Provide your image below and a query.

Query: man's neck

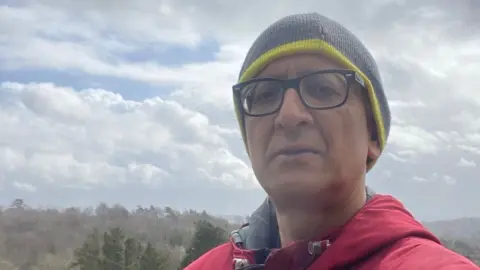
[275,185,367,247]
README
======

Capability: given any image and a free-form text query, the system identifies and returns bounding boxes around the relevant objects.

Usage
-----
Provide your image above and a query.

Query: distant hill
[425,217,480,242]
[424,217,480,264]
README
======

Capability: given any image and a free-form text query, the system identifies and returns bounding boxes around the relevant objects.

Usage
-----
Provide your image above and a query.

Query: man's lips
[271,147,320,158]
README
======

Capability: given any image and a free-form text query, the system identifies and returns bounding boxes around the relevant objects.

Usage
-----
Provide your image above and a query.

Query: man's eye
[306,85,339,97]
[255,89,278,101]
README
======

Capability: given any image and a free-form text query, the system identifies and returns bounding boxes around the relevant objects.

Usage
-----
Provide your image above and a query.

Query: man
[185,13,479,270]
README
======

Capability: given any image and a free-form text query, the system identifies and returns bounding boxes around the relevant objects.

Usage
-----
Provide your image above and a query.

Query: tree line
[70,220,226,270]
[0,199,236,269]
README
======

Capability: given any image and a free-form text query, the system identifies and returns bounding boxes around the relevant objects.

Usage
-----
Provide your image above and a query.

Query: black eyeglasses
[232,69,365,117]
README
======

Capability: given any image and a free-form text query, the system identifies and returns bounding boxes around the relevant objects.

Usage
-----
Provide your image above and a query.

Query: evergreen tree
[124,237,142,270]
[139,242,169,270]
[180,220,227,268]
[102,227,125,270]
[10,198,26,210]
[71,227,169,270]
[70,228,102,270]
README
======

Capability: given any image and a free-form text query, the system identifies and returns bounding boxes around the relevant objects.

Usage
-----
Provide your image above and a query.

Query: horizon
[3,198,480,224]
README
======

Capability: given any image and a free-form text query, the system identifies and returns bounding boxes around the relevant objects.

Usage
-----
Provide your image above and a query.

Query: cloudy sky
[0,0,479,221]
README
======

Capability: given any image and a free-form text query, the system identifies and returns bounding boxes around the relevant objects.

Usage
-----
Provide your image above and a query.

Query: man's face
[244,53,379,201]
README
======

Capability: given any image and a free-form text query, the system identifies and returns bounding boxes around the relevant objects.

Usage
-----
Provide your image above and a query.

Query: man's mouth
[275,148,320,157]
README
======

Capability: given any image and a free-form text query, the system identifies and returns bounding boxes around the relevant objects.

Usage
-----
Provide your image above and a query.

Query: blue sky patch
[0,69,174,101]
[120,39,220,66]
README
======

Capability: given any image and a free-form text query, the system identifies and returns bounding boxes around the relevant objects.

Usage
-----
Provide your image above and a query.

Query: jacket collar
[232,186,377,250]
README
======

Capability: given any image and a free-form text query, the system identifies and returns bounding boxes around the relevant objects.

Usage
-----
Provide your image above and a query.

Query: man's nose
[274,88,314,130]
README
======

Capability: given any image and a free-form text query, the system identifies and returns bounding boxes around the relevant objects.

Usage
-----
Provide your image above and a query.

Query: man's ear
[366,114,380,162]
[367,132,381,161]
[359,85,380,161]
[368,140,381,161]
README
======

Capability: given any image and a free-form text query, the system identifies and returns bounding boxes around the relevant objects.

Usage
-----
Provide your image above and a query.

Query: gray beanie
[233,12,390,169]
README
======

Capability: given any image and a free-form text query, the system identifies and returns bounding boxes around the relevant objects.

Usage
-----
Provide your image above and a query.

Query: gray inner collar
[234,186,376,250]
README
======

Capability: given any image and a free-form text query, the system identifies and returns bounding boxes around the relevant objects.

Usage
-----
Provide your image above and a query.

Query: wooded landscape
[0,199,478,269]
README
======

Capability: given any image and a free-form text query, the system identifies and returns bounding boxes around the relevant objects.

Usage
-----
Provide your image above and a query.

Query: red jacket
[185,195,478,269]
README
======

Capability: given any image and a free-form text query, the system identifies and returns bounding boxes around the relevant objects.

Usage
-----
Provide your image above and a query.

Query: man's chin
[266,178,334,211]
[265,171,332,195]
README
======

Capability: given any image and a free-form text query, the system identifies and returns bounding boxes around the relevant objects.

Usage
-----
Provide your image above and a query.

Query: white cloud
[389,100,426,108]
[387,153,407,163]
[457,157,476,168]
[413,176,430,183]
[12,181,37,193]
[457,145,480,156]
[388,125,441,156]
[451,111,480,132]
[442,175,457,186]
[0,82,257,190]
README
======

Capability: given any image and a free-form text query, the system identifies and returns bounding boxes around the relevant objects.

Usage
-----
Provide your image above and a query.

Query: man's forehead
[257,53,343,78]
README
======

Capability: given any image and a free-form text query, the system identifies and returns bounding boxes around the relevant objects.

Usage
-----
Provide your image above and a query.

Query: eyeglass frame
[232,69,366,117]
